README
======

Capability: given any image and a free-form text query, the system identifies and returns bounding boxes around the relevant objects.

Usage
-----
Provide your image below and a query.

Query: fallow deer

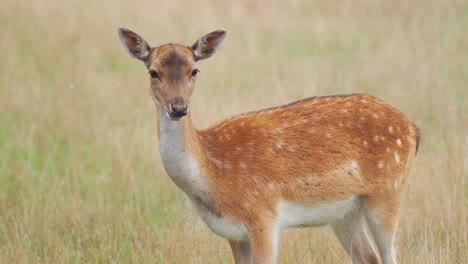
[117,27,420,264]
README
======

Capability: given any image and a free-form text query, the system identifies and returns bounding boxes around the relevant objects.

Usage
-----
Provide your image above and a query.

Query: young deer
[118,27,420,264]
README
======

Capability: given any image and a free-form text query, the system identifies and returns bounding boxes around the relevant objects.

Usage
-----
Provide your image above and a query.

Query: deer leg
[363,194,401,264]
[331,206,380,264]
[248,224,280,264]
[229,240,251,264]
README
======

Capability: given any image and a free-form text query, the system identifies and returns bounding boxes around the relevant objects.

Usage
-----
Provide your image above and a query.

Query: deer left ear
[117,27,152,63]
[191,29,227,61]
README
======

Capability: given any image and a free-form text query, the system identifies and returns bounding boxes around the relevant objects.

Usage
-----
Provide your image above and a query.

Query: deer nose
[170,103,189,118]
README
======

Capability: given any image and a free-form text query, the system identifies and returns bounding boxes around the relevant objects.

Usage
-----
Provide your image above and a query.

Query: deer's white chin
[165,112,184,121]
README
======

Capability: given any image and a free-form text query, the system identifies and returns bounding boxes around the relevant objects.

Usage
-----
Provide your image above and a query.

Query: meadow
[0,0,466,263]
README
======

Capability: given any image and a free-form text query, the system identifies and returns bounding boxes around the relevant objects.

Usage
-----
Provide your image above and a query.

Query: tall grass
[0,0,466,263]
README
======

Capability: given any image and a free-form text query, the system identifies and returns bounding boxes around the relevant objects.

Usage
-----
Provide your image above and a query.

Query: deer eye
[148,70,160,80]
[191,69,200,78]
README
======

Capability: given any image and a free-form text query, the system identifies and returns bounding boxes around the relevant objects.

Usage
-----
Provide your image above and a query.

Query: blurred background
[0,0,466,263]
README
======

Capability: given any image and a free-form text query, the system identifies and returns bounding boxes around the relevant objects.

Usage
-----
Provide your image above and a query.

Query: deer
[117,27,420,264]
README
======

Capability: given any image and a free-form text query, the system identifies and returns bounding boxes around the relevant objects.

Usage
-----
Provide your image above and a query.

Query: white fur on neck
[158,111,248,241]
[158,111,206,197]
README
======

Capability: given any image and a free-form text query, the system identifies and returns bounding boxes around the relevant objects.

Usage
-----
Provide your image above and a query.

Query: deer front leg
[248,224,280,264]
[229,240,251,264]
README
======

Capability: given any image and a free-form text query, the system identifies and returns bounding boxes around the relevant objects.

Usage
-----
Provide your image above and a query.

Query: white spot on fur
[378,161,384,169]
[360,117,365,121]
[342,109,348,113]
[207,152,225,169]
[277,141,283,149]
[326,133,332,138]
[240,162,247,169]
[374,135,379,142]
[373,113,378,119]
[389,126,393,133]
[361,99,368,103]
[396,138,402,146]
[268,183,275,190]
[363,140,368,147]
[268,148,274,153]
[350,160,361,180]
[386,147,391,153]
[394,151,400,163]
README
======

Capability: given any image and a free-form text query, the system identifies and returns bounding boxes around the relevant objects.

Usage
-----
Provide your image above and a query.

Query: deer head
[117,27,227,120]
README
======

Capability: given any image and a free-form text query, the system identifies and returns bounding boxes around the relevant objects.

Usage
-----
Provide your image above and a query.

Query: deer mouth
[166,111,185,121]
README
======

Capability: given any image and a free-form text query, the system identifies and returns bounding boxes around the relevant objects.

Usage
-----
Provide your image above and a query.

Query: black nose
[170,103,188,118]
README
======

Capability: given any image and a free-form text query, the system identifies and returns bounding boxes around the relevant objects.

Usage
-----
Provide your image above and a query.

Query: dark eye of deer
[191,69,200,78]
[149,70,160,80]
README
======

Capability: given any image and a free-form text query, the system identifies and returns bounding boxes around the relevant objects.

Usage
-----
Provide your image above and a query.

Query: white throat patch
[158,112,207,198]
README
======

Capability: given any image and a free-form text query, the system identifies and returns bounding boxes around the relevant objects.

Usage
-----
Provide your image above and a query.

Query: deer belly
[277,197,358,229]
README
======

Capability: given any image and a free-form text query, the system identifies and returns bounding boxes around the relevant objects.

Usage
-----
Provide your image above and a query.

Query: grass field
[0,0,467,263]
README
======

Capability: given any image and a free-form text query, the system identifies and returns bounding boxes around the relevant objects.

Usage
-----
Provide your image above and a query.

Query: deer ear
[117,27,152,63]
[191,29,227,61]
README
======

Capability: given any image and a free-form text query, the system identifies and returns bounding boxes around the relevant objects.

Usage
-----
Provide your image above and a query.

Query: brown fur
[195,94,418,222]
[146,44,197,114]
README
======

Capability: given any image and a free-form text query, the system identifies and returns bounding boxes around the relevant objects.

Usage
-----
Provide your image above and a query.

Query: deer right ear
[117,27,152,63]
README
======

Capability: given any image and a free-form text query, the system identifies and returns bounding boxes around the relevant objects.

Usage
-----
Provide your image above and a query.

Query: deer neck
[158,111,206,197]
